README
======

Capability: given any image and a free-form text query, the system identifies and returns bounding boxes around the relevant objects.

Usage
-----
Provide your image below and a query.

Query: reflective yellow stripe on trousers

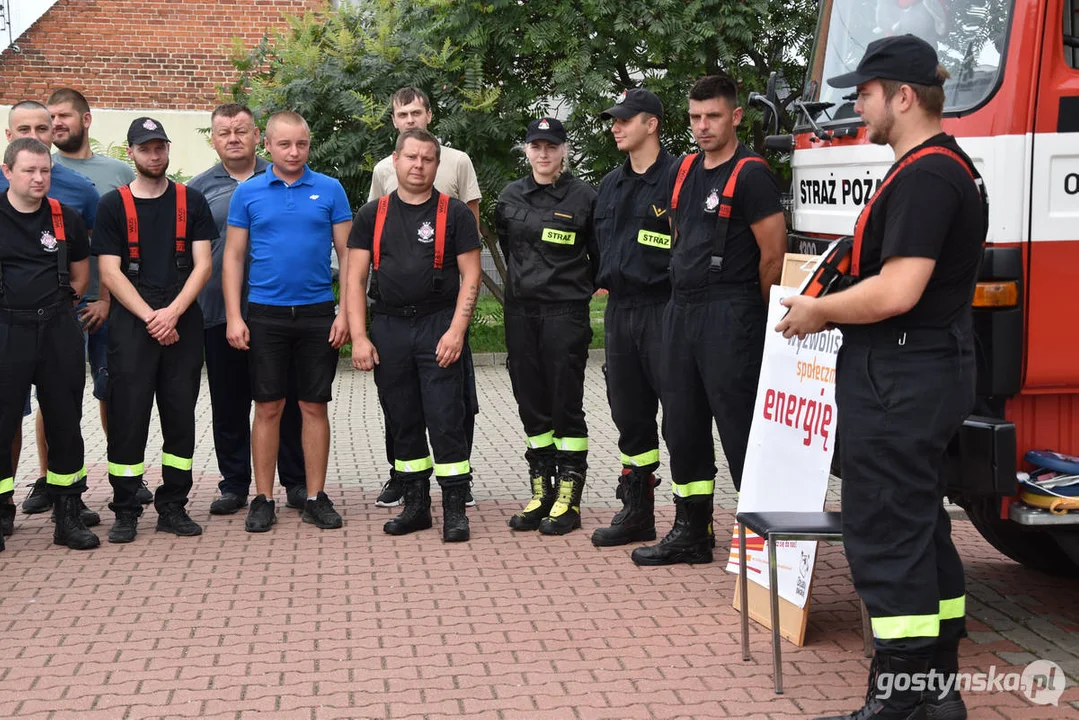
[0,476,13,495]
[161,453,193,471]
[871,614,940,640]
[395,456,433,473]
[672,479,714,498]
[46,466,88,486]
[621,449,659,467]
[108,462,145,477]
[434,461,471,477]
[554,436,588,452]
[939,595,965,621]
[526,431,555,449]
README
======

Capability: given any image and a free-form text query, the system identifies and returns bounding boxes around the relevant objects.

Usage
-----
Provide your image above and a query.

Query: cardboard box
[780,252,820,288]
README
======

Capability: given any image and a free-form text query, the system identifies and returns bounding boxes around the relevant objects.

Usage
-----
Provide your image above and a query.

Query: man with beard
[0,100,100,535]
[94,117,215,543]
[189,104,307,516]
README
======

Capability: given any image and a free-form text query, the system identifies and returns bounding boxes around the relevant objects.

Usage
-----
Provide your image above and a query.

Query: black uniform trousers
[662,284,765,498]
[0,300,87,498]
[505,300,592,473]
[604,295,667,473]
[107,287,203,511]
[371,307,472,489]
[203,323,306,496]
[837,324,974,657]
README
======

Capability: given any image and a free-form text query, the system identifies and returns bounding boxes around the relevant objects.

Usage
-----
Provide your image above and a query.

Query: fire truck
[759,0,1079,576]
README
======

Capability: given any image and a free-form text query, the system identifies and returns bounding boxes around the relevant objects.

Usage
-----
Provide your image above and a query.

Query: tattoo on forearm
[459,283,480,323]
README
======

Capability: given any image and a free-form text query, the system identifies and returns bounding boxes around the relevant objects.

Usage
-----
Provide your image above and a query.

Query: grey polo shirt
[188,157,269,328]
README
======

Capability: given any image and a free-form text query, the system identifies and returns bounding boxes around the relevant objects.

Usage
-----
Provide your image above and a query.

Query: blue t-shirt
[0,162,98,230]
[227,164,351,306]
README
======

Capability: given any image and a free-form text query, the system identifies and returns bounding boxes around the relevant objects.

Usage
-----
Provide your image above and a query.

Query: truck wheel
[1050,528,1079,569]
[963,498,1079,577]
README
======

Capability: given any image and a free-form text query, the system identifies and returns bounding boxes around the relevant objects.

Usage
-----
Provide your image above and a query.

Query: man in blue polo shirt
[223,111,352,534]
[0,100,99,538]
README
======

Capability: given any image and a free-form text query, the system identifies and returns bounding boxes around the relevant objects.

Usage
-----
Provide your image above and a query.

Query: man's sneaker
[285,485,307,510]
[302,492,343,529]
[375,472,404,507]
[0,503,14,536]
[108,509,140,543]
[21,477,51,514]
[209,493,248,515]
[156,505,203,536]
[245,494,276,533]
[136,481,153,505]
[465,488,477,507]
[76,497,101,527]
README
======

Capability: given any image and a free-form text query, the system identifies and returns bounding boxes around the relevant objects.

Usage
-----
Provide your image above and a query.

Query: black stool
[736,511,872,694]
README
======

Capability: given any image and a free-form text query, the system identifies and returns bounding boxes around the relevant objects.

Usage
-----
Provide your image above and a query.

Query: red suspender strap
[174,182,188,254]
[373,195,390,270]
[852,146,976,277]
[118,185,140,261]
[718,156,767,219]
[670,153,698,211]
[434,192,449,270]
[47,198,66,242]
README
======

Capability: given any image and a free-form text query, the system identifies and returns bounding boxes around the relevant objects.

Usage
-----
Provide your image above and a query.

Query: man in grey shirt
[188,103,306,515]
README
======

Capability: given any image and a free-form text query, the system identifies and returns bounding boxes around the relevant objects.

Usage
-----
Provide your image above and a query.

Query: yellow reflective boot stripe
[526,431,555,449]
[548,477,578,517]
[0,477,13,494]
[939,596,966,620]
[394,456,433,473]
[672,480,714,498]
[554,436,588,452]
[434,461,471,477]
[620,449,659,467]
[109,462,145,477]
[871,614,940,640]
[46,466,88,487]
[161,453,193,471]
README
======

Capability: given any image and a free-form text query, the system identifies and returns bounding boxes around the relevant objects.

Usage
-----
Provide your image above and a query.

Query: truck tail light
[972,281,1018,308]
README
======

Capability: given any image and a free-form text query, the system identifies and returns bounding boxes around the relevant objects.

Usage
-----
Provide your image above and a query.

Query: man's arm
[329,219,352,349]
[145,240,212,341]
[346,247,376,370]
[751,211,787,303]
[223,225,250,350]
[69,258,89,300]
[467,199,481,233]
[99,255,155,322]
[436,248,481,368]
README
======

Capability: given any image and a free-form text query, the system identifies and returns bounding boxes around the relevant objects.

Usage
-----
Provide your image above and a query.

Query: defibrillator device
[369,192,449,303]
[117,182,191,283]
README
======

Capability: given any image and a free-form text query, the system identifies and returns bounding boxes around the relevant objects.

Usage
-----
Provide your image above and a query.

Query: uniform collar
[523,171,571,199]
[267,163,314,187]
[620,148,672,186]
[211,156,269,180]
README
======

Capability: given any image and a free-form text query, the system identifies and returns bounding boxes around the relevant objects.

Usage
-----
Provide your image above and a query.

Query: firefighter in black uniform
[497,117,598,536]
[589,89,676,547]
[0,137,97,550]
[778,36,985,720]
[96,118,215,544]
[631,75,787,566]
[346,128,482,542]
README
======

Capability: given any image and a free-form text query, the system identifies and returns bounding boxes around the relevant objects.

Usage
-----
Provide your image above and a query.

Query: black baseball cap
[525,117,567,145]
[600,88,664,120]
[827,34,943,89]
[127,116,170,145]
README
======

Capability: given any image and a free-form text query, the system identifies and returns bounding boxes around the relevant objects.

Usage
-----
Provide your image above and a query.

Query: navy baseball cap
[127,116,170,145]
[600,88,664,120]
[525,117,567,144]
[827,34,943,89]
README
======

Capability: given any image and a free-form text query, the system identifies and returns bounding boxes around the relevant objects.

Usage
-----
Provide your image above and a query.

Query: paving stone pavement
[2,357,1077,718]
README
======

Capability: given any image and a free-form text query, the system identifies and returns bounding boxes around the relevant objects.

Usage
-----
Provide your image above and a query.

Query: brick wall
[0,0,323,110]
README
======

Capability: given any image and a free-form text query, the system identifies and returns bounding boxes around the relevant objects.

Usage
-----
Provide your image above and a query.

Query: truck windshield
[806,0,1014,124]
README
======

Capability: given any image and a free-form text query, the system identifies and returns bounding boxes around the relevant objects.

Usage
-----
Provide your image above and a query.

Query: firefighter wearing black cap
[778,35,985,720]
[0,137,97,550]
[631,75,787,566]
[497,116,598,536]
[589,88,675,547]
[96,117,215,544]
[346,128,482,542]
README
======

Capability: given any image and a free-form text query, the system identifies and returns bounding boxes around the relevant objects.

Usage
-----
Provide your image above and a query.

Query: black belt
[0,299,73,324]
[248,300,336,319]
[371,300,454,318]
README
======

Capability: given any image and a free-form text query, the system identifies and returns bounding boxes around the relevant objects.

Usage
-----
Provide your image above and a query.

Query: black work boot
[21,476,50,514]
[591,469,658,547]
[441,484,470,542]
[539,470,585,535]
[53,494,101,550]
[0,502,15,537]
[384,476,432,535]
[108,506,142,543]
[924,641,967,720]
[508,465,556,531]
[630,496,713,566]
[815,653,929,720]
[156,504,203,536]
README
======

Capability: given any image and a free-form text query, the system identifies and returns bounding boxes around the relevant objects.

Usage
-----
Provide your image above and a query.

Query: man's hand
[78,299,110,333]
[435,327,465,368]
[776,295,828,339]
[227,317,250,351]
[145,305,180,342]
[329,312,350,349]
[351,336,379,371]
[157,328,180,346]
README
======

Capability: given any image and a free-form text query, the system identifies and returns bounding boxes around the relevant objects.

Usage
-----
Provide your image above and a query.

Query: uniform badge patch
[704,190,720,213]
[615,90,627,104]
[40,230,58,252]
[538,119,550,130]
[417,221,435,243]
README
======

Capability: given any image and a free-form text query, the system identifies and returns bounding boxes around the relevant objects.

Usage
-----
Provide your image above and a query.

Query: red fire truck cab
[775,0,1079,575]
